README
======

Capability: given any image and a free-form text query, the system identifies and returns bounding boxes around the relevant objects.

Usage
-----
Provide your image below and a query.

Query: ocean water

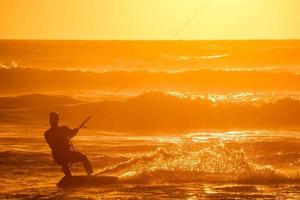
[1,40,300,199]
[2,126,300,199]
[1,40,300,72]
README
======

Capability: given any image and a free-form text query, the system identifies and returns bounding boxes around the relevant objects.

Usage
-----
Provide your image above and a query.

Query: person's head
[49,112,59,128]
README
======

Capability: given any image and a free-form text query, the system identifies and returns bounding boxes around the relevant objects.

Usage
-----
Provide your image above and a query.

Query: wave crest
[97,143,299,184]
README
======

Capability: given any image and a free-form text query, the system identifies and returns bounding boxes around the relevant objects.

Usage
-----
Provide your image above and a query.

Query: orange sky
[0,0,300,40]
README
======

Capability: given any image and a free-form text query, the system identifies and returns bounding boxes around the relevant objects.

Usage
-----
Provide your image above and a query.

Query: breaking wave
[98,143,300,184]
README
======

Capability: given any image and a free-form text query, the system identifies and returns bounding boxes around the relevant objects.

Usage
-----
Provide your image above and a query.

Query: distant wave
[1,67,300,94]
[0,93,80,109]
[2,92,300,132]
[1,40,300,72]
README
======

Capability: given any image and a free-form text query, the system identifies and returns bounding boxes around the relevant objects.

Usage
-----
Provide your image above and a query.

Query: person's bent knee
[74,152,88,162]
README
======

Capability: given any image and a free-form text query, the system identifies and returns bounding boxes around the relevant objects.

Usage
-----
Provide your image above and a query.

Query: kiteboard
[57,175,119,188]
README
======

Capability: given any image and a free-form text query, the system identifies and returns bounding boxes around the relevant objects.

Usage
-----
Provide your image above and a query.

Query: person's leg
[62,164,72,177]
[70,151,93,175]
[54,155,72,177]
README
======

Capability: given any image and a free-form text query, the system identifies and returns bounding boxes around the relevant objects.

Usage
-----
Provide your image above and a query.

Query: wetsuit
[44,126,93,176]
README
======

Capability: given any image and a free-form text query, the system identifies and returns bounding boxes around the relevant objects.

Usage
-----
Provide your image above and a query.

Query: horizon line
[1,38,300,42]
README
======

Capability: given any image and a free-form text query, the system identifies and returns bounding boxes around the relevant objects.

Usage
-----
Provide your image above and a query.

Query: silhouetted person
[44,112,93,177]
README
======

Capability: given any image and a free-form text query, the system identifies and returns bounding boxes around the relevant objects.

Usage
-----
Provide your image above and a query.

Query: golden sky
[0,0,299,40]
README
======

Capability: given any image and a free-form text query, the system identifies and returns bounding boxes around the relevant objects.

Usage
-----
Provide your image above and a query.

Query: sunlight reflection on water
[49,90,300,104]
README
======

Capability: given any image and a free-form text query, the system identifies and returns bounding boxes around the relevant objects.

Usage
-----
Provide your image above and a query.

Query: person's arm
[69,128,79,138]
[61,126,79,139]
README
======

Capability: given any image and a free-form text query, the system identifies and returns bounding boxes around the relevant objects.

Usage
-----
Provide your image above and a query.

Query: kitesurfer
[44,112,93,177]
